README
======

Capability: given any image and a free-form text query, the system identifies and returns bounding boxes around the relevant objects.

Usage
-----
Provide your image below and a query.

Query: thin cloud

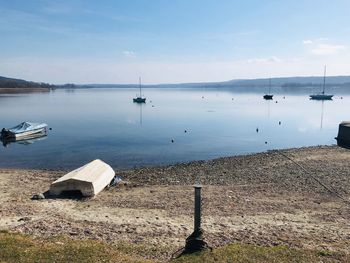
[302,38,328,45]
[311,43,346,55]
[303,38,346,55]
[122,51,136,58]
[246,56,282,64]
[302,40,313,45]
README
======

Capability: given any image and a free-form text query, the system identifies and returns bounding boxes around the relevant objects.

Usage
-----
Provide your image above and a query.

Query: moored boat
[263,94,273,100]
[133,97,146,103]
[263,78,273,100]
[309,66,333,100]
[1,122,47,139]
[133,77,146,103]
[309,94,333,100]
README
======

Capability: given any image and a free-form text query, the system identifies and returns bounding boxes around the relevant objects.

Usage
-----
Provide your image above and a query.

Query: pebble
[31,193,45,200]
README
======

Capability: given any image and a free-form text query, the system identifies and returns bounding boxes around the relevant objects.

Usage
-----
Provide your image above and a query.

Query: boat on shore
[1,122,47,139]
[309,66,333,100]
[133,77,146,103]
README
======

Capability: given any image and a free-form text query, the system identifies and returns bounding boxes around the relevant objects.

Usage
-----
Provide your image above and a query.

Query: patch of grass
[115,241,173,260]
[172,243,349,263]
[1,231,348,263]
[0,231,151,263]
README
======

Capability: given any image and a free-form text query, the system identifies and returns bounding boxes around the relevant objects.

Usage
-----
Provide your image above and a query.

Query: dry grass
[1,231,348,263]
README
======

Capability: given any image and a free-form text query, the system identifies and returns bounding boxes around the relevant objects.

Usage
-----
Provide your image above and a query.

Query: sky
[0,0,350,84]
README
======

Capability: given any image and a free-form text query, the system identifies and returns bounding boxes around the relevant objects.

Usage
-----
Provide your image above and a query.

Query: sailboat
[263,78,273,100]
[309,66,333,100]
[133,77,146,103]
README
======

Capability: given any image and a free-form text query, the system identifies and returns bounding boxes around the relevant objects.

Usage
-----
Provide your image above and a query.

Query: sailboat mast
[322,65,326,95]
[139,77,141,97]
[269,78,271,94]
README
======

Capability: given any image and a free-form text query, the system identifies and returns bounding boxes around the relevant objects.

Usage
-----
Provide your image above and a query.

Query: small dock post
[183,184,210,254]
[194,184,202,231]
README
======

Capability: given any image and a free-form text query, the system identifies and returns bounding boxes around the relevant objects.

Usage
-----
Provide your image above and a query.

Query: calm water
[0,88,347,170]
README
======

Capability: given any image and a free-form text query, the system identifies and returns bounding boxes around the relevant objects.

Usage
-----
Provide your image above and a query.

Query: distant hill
[64,75,350,88]
[3,74,350,94]
[225,76,350,86]
[0,76,53,93]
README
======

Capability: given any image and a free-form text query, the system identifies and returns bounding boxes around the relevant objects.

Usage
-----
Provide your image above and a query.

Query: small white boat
[1,122,47,139]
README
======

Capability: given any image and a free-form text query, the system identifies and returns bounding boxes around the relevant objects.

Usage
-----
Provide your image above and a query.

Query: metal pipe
[194,184,202,231]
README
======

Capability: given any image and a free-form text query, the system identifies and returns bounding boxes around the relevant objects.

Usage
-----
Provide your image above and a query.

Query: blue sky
[0,0,350,84]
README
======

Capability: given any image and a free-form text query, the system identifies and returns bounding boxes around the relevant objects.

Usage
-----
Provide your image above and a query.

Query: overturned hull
[49,159,115,197]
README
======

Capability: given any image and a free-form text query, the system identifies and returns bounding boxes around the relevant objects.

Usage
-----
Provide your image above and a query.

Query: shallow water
[0,88,347,169]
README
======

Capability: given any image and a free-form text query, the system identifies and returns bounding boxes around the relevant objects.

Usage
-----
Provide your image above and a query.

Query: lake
[0,88,347,170]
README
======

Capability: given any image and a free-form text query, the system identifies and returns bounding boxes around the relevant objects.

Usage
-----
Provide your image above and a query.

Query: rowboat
[1,122,47,139]
[50,159,115,197]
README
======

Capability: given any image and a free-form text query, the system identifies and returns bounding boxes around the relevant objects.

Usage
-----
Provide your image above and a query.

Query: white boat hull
[1,122,47,139]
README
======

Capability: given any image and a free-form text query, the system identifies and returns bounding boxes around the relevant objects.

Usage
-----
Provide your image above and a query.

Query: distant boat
[133,77,146,103]
[309,66,333,100]
[263,78,273,100]
[1,122,47,140]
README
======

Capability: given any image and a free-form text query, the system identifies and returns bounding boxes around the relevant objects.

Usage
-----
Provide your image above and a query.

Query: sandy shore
[1,145,350,260]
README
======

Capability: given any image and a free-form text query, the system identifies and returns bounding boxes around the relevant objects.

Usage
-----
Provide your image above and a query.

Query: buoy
[171,139,174,143]
[49,128,52,130]
[278,121,281,125]
[265,141,267,144]
[275,101,278,103]
[184,130,187,133]
[256,128,259,133]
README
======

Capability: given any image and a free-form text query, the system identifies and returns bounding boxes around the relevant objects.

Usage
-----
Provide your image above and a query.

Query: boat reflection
[320,100,324,129]
[139,103,143,125]
[1,131,47,147]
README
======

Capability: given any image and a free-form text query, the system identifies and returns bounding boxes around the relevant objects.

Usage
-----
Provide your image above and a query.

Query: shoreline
[0,88,50,94]
[1,145,350,260]
[0,144,339,172]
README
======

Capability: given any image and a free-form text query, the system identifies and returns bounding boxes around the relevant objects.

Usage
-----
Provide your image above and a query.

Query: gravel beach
[1,145,349,260]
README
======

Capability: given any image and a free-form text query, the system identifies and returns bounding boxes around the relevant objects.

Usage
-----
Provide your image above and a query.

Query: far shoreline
[0,87,50,94]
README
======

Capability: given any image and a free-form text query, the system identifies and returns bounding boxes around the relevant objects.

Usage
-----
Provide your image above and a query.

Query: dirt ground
[1,145,350,260]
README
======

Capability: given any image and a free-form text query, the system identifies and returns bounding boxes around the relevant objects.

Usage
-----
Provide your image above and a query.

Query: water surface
[0,88,347,169]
